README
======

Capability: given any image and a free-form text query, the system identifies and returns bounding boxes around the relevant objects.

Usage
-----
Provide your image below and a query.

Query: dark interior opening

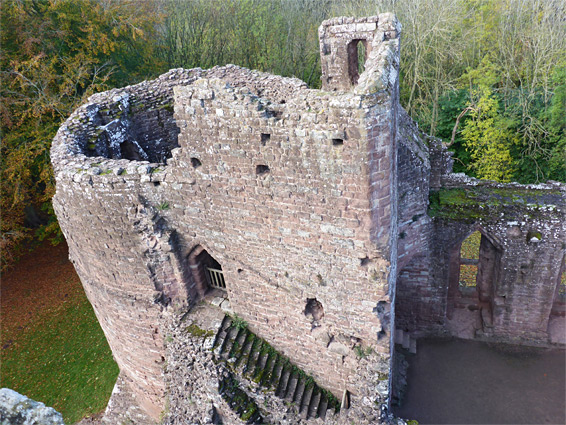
[120,140,146,161]
[191,157,202,168]
[188,246,226,300]
[83,94,179,164]
[304,298,324,321]
[347,39,368,86]
[261,133,270,146]
[256,164,270,175]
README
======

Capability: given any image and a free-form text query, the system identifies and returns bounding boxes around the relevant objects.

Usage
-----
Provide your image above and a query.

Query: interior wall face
[394,176,566,345]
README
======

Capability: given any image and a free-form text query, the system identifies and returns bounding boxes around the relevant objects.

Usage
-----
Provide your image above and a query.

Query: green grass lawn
[1,242,119,423]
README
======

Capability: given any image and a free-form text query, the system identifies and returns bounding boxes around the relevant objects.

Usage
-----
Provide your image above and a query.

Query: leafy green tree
[458,57,516,182]
[162,0,323,86]
[541,65,566,182]
[1,0,166,269]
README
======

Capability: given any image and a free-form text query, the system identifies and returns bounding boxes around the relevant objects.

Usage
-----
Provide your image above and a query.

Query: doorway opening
[447,230,501,338]
[187,246,226,299]
[548,255,566,344]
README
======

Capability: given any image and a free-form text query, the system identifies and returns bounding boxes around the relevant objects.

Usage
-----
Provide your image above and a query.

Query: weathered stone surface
[328,341,350,356]
[50,11,565,424]
[0,388,65,425]
[51,14,401,420]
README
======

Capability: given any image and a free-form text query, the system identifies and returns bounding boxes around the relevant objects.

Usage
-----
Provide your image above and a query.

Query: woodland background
[2,0,565,269]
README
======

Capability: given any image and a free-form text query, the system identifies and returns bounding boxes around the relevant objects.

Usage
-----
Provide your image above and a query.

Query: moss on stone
[131,102,146,113]
[219,373,263,423]
[157,102,174,113]
[240,403,258,421]
[185,323,214,338]
[429,186,562,221]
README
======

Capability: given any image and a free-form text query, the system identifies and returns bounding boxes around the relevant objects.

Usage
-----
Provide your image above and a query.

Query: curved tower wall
[52,14,402,419]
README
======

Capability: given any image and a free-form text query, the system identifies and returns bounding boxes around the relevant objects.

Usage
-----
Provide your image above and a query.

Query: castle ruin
[51,14,565,424]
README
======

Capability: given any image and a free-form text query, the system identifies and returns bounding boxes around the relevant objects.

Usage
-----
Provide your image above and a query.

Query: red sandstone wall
[169,78,390,396]
[51,15,403,418]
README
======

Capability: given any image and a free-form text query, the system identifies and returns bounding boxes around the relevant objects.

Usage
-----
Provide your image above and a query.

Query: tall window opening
[347,39,368,86]
[548,255,566,344]
[551,255,566,314]
[447,229,501,335]
[559,257,566,299]
[459,231,481,294]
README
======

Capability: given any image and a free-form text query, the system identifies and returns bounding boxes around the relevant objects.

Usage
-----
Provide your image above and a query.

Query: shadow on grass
[0,241,119,424]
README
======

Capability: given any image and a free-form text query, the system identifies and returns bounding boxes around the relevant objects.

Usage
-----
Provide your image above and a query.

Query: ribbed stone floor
[394,338,566,425]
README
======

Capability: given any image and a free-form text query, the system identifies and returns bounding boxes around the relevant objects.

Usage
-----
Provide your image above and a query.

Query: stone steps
[213,315,341,420]
[394,328,417,354]
[218,372,263,424]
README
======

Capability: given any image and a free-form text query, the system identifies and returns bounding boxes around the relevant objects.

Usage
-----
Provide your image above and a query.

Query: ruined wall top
[51,13,402,186]
[50,65,309,177]
[319,14,401,93]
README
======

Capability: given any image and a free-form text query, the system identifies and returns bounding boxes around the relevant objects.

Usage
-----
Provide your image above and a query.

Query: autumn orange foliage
[1,0,167,270]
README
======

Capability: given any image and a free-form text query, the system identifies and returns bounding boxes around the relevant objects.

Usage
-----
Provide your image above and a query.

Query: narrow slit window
[459,231,481,290]
[332,138,344,146]
[347,39,368,86]
[261,133,270,146]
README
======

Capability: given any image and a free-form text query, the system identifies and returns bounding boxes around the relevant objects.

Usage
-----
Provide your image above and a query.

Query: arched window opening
[447,229,501,337]
[347,39,368,86]
[458,230,500,303]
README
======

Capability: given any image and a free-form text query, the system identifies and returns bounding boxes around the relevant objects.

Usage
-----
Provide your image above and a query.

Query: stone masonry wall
[394,111,445,333]
[52,14,402,420]
[170,75,391,396]
[395,171,566,344]
[51,11,565,422]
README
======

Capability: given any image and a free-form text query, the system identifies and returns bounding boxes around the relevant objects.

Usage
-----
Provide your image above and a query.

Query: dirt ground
[1,240,82,349]
[394,337,566,425]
